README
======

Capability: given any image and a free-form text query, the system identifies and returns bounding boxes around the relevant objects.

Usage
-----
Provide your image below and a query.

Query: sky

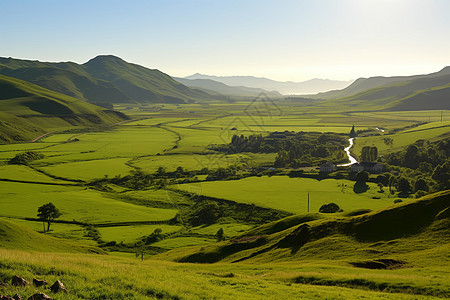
[1,0,449,81]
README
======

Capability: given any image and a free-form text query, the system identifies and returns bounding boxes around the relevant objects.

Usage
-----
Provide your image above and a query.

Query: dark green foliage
[219,131,347,169]
[432,161,450,190]
[383,137,393,146]
[414,178,429,192]
[355,171,369,183]
[206,167,237,181]
[360,146,378,162]
[319,203,342,213]
[188,203,221,226]
[215,228,225,241]
[396,177,412,194]
[85,225,102,242]
[143,228,164,244]
[37,202,62,232]
[8,151,44,165]
[217,131,347,168]
[385,139,448,170]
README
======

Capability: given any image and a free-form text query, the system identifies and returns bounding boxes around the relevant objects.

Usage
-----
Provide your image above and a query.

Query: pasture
[175,176,395,214]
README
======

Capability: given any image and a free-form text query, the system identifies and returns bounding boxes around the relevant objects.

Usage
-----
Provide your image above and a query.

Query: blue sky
[1,0,449,81]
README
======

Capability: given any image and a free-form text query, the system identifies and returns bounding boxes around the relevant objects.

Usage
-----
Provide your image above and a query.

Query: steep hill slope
[157,190,450,265]
[312,66,450,100]
[84,55,210,103]
[0,74,127,142]
[0,64,130,103]
[0,56,213,104]
[0,217,103,253]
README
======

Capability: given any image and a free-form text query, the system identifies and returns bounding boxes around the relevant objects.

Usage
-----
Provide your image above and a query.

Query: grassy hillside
[328,74,450,111]
[312,66,450,99]
[158,190,450,265]
[84,55,212,103]
[0,217,102,253]
[0,64,131,103]
[0,74,127,142]
[0,56,214,104]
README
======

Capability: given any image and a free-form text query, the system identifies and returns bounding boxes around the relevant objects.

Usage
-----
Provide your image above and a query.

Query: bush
[319,203,342,213]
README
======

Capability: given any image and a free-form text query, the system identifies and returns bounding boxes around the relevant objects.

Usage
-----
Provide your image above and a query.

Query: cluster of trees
[360,146,378,162]
[219,131,347,168]
[9,151,44,165]
[90,167,208,190]
[383,138,449,192]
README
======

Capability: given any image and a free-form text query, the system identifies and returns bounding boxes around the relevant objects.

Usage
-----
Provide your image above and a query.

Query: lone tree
[37,202,62,232]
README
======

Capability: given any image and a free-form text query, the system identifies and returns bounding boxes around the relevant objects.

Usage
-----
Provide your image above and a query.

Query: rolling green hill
[312,66,450,100]
[0,74,127,142]
[327,73,450,110]
[157,190,450,264]
[0,56,214,104]
[0,217,103,253]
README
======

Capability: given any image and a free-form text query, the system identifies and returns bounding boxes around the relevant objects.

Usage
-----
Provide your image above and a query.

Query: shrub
[319,203,342,213]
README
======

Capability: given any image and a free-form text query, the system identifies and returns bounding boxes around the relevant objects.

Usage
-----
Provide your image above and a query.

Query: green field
[175,176,394,214]
[0,181,177,223]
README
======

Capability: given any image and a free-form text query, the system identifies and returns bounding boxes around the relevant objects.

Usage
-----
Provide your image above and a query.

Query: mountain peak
[84,55,125,65]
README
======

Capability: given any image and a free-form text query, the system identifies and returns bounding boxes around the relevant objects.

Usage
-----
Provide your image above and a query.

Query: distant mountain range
[184,73,353,95]
[0,55,212,104]
[0,55,448,116]
[174,77,281,97]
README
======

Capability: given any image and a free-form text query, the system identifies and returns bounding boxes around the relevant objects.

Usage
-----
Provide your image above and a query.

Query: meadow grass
[0,181,178,223]
[175,176,395,214]
[39,157,133,180]
[0,165,70,183]
[0,248,445,299]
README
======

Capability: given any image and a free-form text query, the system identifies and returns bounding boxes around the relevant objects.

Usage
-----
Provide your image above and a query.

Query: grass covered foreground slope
[0,74,127,142]
[0,217,102,253]
[158,190,450,267]
[0,55,213,104]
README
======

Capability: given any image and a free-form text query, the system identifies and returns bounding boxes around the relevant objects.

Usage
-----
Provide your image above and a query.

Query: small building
[351,163,364,173]
[351,162,384,173]
[320,161,336,173]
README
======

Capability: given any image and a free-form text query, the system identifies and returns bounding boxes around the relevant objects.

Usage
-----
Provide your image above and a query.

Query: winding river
[338,137,358,167]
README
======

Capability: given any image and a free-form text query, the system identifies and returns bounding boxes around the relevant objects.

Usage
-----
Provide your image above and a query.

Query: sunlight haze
[1,0,449,81]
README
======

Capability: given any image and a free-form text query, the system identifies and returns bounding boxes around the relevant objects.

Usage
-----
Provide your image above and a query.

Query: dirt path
[30,132,54,143]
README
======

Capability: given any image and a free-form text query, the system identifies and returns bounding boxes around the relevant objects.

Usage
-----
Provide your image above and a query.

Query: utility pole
[441,111,443,122]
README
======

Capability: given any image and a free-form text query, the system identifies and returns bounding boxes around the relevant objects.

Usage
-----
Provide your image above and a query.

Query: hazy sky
[1,0,449,81]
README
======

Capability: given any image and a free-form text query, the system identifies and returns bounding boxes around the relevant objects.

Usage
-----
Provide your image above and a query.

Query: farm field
[175,176,395,214]
[0,181,178,223]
